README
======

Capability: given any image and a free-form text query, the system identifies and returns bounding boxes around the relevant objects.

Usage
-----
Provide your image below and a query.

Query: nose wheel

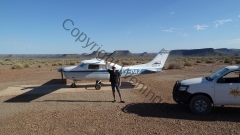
[95,80,102,90]
[71,83,76,88]
[71,80,77,88]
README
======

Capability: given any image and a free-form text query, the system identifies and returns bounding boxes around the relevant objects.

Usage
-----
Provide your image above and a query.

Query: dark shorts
[111,83,120,93]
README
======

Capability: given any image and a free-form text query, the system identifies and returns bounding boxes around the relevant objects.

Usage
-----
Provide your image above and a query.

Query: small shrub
[224,59,230,63]
[52,63,58,66]
[206,60,215,64]
[196,60,202,63]
[65,61,70,65]
[122,61,131,65]
[11,63,23,69]
[235,60,240,64]
[69,62,75,65]
[24,64,30,68]
[5,59,11,61]
[168,63,183,69]
[58,62,63,66]
[184,62,192,67]
[38,65,41,68]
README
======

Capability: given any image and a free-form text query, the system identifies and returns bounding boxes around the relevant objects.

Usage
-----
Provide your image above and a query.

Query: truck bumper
[172,81,192,104]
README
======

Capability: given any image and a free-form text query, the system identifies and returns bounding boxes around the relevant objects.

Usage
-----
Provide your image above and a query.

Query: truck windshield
[207,68,229,81]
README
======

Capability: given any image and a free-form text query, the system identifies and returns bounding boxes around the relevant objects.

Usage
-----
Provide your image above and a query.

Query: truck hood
[180,77,208,85]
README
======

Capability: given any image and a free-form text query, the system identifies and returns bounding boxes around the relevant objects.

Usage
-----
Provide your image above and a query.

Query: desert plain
[0,57,240,135]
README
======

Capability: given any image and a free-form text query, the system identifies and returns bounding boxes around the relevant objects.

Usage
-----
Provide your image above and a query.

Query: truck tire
[189,95,212,115]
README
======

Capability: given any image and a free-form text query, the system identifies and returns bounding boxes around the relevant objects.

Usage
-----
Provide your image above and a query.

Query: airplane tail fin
[146,48,170,68]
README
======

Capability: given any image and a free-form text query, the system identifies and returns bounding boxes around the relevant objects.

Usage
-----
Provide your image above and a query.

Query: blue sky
[1,0,240,54]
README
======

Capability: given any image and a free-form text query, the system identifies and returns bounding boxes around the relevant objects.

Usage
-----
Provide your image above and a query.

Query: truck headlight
[179,86,189,91]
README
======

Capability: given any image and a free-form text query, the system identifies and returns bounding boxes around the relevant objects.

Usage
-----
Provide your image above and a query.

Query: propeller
[61,70,63,80]
[58,66,64,80]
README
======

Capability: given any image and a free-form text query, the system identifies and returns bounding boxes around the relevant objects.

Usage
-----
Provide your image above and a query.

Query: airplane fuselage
[62,66,162,81]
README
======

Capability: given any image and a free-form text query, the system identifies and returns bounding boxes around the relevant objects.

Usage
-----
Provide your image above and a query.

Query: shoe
[112,100,116,103]
[120,100,125,103]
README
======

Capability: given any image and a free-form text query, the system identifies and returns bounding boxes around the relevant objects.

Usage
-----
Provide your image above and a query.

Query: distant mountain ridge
[0,48,240,58]
[170,48,222,56]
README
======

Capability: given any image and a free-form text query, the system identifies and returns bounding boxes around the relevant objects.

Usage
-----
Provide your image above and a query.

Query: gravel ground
[1,64,240,134]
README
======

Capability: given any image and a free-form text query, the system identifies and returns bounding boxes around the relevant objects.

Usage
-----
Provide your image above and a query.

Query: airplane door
[99,65,109,80]
[214,70,240,105]
[86,64,100,80]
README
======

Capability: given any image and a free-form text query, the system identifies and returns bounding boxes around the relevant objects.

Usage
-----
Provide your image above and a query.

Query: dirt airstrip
[1,63,240,135]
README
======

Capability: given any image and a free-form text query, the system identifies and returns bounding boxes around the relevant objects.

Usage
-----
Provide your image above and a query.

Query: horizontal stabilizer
[145,69,161,72]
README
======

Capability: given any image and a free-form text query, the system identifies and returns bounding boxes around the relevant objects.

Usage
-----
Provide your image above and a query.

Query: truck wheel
[189,95,212,115]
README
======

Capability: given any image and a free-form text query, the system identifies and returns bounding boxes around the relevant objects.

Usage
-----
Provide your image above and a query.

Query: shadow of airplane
[4,79,67,103]
[4,80,135,103]
[122,103,240,122]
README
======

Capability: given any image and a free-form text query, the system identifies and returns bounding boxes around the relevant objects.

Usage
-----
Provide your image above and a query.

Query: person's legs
[111,84,116,102]
[112,92,116,101]
[115,84,124,103]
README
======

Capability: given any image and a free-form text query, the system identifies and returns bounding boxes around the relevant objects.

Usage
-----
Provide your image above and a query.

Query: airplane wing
[89,61,106,65]
[139,69,159,74]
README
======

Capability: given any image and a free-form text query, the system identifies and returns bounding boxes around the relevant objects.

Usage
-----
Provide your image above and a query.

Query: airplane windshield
[79,63,87,69]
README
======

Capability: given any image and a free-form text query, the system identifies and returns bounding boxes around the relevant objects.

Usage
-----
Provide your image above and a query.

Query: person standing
[105,61,125,103]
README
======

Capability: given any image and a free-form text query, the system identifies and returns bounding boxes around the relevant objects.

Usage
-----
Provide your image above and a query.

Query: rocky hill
[170,48,223,57]
[0,48,240,58]
[215,48,240,56]
[109,50,133,57]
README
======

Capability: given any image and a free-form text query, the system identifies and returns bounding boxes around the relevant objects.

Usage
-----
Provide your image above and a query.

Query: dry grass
[184,61,193,67]
[168,62,183,69]
[11,63,24,69]
[2,56,240,71]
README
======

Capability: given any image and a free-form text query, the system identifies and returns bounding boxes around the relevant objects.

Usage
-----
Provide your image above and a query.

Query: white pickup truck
[173,65,240,115]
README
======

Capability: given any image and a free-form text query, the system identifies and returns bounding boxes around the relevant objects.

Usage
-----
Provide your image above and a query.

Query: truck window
[209,68,229,80]
[218,70,240,83]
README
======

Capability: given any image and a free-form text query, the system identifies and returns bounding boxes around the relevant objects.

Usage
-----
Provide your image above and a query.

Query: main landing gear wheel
[95,80,102,90]
[95,84,101,90]
[71,83,76,88]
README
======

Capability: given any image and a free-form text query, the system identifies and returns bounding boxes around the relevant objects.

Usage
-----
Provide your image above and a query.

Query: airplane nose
[58,67,64,80]
[58,67,63,72]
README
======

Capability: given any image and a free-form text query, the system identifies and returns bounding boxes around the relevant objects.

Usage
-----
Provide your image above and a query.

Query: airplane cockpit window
[88,64,99,69]
[79,63,87,69]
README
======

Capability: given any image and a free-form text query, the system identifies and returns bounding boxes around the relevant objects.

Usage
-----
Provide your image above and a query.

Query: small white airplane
[58,48,170,89]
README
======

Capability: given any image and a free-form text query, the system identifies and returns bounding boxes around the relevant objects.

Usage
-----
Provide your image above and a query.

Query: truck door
[214,70,240,105]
